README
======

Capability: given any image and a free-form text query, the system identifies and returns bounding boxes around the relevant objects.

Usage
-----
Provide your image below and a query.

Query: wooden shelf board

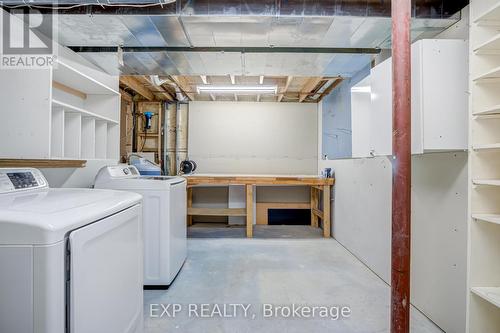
[474,2,500,25]
[188,207,247,217]
[53,60,119,96]
[52,99,118,124]
[473,66,500,82]
[186,175,335,186]
[472,214,500,225]
[473,179,500,187]
[471,287,500,309]
[0,159,86,168]
[474,33,500,54]
[473,105,500,116]
[473,143,500,151]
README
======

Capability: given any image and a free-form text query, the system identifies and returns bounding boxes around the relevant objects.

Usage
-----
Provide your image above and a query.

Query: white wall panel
[188,101,318,175]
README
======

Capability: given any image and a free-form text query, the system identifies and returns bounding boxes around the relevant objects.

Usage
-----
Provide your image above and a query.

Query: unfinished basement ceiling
[19,0,467,77]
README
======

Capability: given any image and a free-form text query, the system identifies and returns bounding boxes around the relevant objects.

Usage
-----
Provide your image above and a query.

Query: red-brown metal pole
[391,0,411,332]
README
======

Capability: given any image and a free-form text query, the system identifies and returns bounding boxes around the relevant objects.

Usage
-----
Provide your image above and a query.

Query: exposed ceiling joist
[120,88,133,103]
[135,76,174,101]
[120,76,154,101]
[171,75,195,101]
[299,77,323,102]
[278,76,293,102]
[317,78,343,102]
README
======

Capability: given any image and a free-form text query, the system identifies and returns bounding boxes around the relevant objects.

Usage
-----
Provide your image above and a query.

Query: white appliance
[0,168,144,333]
[94,165,187,288]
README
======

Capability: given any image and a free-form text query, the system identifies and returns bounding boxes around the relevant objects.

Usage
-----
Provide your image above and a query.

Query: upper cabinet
[353,39,468,157]
[0,45,120,161]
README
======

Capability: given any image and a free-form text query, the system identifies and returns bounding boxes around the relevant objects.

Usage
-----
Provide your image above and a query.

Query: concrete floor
[188,223,323,239]
[144,239,442,333]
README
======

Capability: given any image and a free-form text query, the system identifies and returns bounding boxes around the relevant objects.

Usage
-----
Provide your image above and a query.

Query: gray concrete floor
[144,239,442,333]
[188,223,323,239]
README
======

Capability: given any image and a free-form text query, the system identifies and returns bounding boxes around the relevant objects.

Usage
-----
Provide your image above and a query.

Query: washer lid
[0,188,142,245]
[95,175,186,190]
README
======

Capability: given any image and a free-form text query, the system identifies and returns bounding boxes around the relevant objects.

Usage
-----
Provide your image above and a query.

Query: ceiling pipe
[3,0,467,19]
[391,0,412,332]
[68,46,382,54]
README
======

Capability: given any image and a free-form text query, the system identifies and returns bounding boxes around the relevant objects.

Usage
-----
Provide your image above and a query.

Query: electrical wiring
[1,0,175,10]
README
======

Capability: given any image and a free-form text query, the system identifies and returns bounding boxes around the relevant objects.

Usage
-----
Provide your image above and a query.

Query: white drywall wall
[317,8,470,332]
[188,101,318,175]
[319,152,468,333]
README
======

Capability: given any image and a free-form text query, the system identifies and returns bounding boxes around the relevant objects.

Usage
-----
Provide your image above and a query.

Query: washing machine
[94,165,187,288]
[0,168,144,333]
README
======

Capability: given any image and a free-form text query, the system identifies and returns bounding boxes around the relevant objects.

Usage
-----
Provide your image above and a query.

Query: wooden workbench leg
[310,186,318,227]
[246,185,253,238]
[187,187,193,227]
[322,185,331,238]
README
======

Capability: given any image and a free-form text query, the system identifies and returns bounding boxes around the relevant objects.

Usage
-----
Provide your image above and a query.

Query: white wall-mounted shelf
[474,33,500,53]
[473,65,500,83]
[473,179,500,186]
[53,60,119,96]
[472,214,500,225]
[473,143,500,150]
[471,287,500,308]
[52,99,118,124]
[474,2,500,25]
[470,2,500,331]
[473,104,500,116]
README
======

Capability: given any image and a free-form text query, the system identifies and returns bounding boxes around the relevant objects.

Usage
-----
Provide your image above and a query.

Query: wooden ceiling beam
[120,76,154,101]
[136,76,174,101]
[299,77,323,102]
[171,75,195,101]
[120,88,133,103]
[278,76,293,102]
[317,77,343,102]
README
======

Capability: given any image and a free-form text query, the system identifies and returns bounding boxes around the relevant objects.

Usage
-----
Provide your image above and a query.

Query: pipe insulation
[164,102,177,176]
[175,103,189,174]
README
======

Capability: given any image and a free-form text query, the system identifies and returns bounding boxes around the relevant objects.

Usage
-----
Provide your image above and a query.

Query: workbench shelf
[185,176,334,238]
[469,1,500,331]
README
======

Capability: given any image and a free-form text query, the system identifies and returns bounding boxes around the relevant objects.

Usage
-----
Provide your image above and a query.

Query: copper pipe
[391,0,412,332]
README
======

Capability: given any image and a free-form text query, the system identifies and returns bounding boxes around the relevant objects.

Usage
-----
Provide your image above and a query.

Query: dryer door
[69,204,143,333]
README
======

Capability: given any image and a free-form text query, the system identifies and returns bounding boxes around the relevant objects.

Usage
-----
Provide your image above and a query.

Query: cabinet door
[421,39,468,152]
[351,76,373,158]
[69,204,143,333]
[370,58,393,156]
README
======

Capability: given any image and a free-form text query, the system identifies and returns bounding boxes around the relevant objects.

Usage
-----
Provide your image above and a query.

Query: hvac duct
[164,102,177,176]
[176,103,189,175]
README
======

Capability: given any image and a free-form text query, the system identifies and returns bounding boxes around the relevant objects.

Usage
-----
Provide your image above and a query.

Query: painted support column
[391,1,412,333]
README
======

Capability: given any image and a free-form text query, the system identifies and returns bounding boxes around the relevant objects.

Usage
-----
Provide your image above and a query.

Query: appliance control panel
[0,168,48,193]
[106,165,140,178]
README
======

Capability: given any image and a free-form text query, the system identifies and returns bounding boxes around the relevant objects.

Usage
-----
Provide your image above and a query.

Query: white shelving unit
[469,1,500,331]
[0,50,120,162]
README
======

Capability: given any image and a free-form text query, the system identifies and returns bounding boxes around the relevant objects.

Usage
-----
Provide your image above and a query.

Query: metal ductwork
[1,1,468,19]
[164,102,177,176]
[175,103,189,174]
[163,102,189,176]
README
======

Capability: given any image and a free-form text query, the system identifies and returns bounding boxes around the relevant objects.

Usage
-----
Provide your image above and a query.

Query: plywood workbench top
[184,174,335,186]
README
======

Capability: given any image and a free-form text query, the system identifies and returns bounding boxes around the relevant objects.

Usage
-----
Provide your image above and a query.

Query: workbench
[185,175,335,238]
